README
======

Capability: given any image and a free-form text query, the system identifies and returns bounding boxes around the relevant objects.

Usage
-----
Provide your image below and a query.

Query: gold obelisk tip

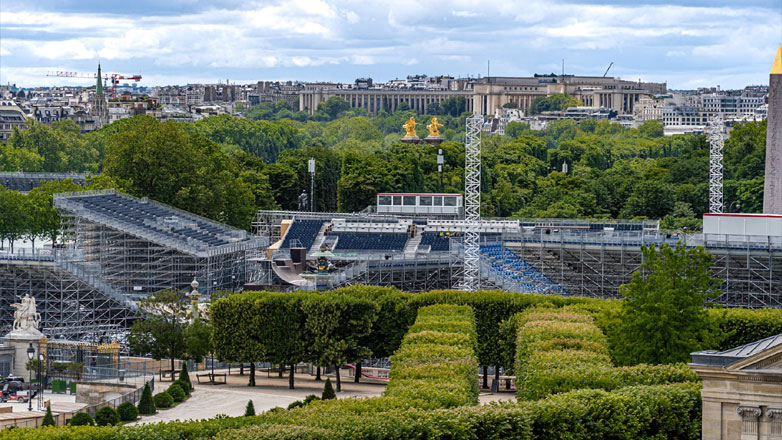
[772,44,782,74]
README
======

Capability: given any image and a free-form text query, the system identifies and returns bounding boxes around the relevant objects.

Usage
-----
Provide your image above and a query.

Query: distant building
[88,64,109,128]
[472,75,667,116]
[0,102,26,143]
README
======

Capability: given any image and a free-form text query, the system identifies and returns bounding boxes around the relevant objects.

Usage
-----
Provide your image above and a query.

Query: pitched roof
[691,333,782,367]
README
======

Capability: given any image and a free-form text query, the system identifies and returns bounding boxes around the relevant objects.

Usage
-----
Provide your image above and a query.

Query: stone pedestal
[400,136,421,144]
[424,136,443,145]
[4,329,44,378]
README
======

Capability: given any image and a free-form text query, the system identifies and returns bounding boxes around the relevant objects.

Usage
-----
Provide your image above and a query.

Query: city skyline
[1,0,781,89]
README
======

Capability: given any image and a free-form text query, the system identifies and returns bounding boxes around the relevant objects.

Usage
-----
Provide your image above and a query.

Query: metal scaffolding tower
[461,114,482,291]
[709,116,724,213]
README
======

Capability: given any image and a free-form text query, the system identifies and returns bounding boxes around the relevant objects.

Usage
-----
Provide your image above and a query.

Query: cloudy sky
[1,0,781,89]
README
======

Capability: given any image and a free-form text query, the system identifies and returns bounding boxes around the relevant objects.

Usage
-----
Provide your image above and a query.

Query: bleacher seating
[480,243,564,294]
[329,232,408,251]
[0,174,87,193]
[281,219,324,250]
[420,232,452,252]
[68,193,242,248]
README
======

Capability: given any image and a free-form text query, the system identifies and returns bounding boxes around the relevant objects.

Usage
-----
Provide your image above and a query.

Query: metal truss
[461,114,483,291]
[0,258,135,340]
[58,212,250,300]
[708,116,724,213]
[505,229,782,308]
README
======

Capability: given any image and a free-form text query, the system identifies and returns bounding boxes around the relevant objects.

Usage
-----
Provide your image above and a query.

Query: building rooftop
[691,334,782,367]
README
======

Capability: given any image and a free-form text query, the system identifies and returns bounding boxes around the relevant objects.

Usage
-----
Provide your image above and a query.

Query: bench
[490,376,516,393]
[159,369,178,382]
[196,373,226,384]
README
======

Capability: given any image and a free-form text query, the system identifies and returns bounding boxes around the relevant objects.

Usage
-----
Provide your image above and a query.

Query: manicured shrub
[167,383,186,402]
[154,392,174,409]
[42,405,55,426]
[94,406,120,426]
[137,382,155,415]
[321,378,336,400]
[179,363,193,394]
[117,401,138,422]
[68,411,93,426]
[286,400,304,410]
[244,400,255,417]
[303,395,320,405]
[174,379,191,396]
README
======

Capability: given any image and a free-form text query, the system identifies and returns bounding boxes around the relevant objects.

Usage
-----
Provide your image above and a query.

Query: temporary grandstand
[54,190,264,300]
[0,172,88,193]
[0,190,264,340]
[254,208,782,308]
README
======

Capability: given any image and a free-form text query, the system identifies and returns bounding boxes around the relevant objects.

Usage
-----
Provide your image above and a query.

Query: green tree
[321,378,336,399]
[102,115,256,229]
[440,96,466,117]
[0,188,29,253]
[318,97,351,120]
[42,405,55,426]
[638,120,664,138]
[128,290,190,374]
[614,243,721,365]
[244,400,255,417]
[302,295,378,392]
[178,363,192,394]
[94,406,120,426]
[504,121,529,139]
[69,412,94,426]
[137,383,156,415]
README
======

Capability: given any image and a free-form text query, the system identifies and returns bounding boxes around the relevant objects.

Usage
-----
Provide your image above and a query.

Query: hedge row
[3,383,700,440]
[383,304,479,409]
[515,307,698,400]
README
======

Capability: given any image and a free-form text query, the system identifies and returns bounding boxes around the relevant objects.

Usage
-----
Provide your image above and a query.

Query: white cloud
[0,0,778,88]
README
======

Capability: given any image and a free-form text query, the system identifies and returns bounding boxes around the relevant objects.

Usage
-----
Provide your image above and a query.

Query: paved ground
[129,368,517,424]
[129,368,386,424]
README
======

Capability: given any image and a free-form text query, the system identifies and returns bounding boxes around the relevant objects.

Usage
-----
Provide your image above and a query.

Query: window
[444,196,457,206]
[378,195,392,206]
[404,196,416,206]
[433,197,443,206]
[419,196,432,206]
[393,196,402,205]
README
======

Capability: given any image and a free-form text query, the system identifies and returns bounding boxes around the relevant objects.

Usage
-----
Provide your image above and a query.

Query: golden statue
[402,117,417,137]
[426,117,443,138]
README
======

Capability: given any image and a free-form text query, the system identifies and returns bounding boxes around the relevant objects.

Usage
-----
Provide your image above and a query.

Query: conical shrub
[137,382,156,415]
[321,378,336,400]
[244,400,255,416]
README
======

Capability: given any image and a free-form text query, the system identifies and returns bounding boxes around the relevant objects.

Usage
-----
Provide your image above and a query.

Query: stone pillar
[4,332,44,378]
[764,45,782,214]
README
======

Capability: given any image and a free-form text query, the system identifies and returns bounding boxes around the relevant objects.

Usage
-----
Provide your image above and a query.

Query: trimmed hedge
[167,383,186,402]
[117,401,138,422]
[515,307,698,400]
[383,304,479,409]
[94,406,120,427]
[68,412,93,426]
[154,392,174,409]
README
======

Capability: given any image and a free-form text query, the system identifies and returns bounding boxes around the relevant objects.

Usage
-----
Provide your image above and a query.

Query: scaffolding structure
[504,229,782,308]
[709,116,724,213]
[54,191,262,300]
[0,257,135,340]
[462,114,483,291]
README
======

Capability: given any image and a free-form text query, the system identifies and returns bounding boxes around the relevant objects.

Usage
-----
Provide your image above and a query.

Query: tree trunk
[278,365,283,377]
[495,366,500,389]
[315,366,321,381]
[354,361,361,383]
[171,357,175,379]
[240,364,244,375]
[289,364,295,389]
[334,364,341,392]
[248,363,255,387]
[482,366,488,389]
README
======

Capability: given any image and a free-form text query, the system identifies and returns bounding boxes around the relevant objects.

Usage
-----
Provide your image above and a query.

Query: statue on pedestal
[403,117,417,137]
[426,117,443,138]
[11,294,41,333]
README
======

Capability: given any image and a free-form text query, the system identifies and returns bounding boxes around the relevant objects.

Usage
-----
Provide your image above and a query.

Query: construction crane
[602,62,614,78]
[46,70,142,98]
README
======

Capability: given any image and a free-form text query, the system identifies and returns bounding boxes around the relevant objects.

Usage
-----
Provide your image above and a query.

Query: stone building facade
[690,334,782,440]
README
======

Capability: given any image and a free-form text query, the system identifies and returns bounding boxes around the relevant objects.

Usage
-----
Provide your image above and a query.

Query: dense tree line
[0,98,768,230]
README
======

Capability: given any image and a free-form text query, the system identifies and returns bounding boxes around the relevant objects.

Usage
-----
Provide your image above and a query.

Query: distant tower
[89,63,109,127]
[764,45,782,213]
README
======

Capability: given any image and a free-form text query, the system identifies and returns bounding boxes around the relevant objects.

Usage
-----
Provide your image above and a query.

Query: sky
[1,0,781,89]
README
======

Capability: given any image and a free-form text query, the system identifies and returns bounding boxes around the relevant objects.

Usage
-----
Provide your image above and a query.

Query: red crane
[46,70,142,98]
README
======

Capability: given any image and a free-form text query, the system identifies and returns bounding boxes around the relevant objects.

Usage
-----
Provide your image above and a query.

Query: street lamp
[437,149,444,193]
[26,343,34,411]
[38,353,43,408]
[308,158,316,212]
